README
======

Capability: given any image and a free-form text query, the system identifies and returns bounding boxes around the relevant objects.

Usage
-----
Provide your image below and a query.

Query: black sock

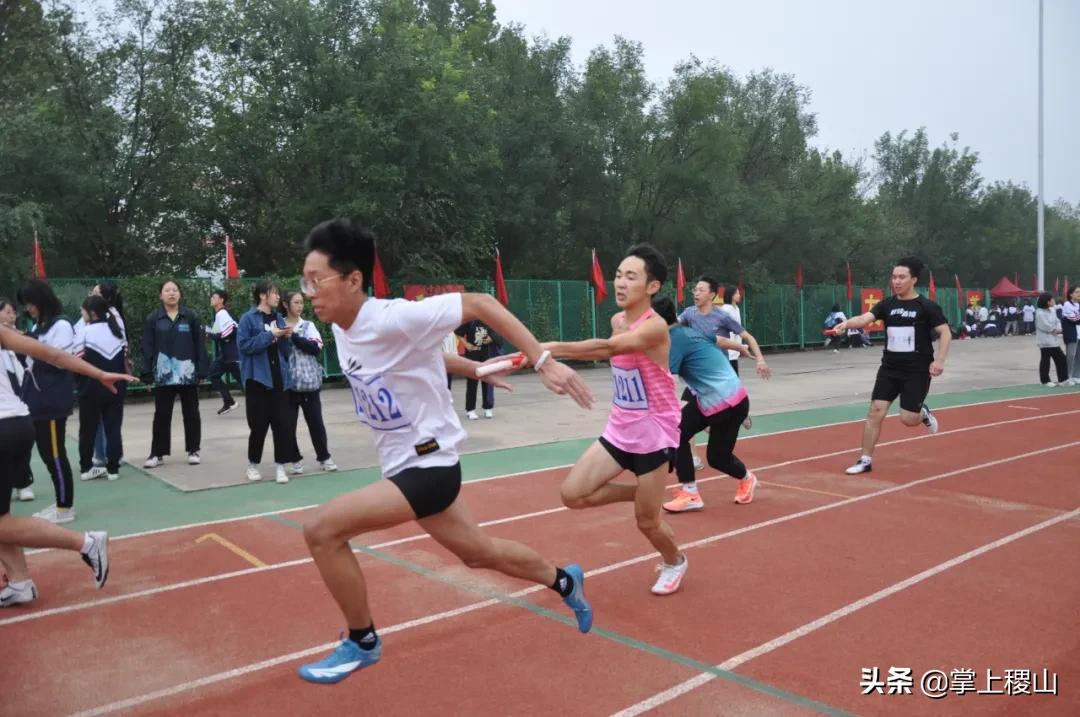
[551,567,574,598]
[349,625,378,650]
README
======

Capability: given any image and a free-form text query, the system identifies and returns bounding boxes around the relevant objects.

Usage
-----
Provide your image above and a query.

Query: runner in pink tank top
[602,308,681,454]
[543,244,689,596]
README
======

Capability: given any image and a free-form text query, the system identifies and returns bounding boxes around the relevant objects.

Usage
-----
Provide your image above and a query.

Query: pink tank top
[601,309,681,454]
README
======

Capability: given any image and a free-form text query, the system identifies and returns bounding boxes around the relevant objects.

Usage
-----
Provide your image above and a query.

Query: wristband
[533,350,551,372]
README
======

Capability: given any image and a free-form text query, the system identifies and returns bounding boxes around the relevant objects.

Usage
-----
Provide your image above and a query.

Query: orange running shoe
[734,471,758,505]
[663,488,704,513]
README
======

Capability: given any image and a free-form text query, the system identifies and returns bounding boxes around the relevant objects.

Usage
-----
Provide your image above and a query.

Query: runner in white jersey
[295,218,595,684]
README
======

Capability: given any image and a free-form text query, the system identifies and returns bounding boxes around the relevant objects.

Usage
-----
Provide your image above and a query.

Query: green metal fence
[8,277,992,382]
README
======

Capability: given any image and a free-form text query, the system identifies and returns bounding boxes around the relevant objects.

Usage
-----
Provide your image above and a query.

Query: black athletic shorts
[0,415,35,516]
[598,436,674,477]
[387,463,463,519]
[871,366,932,413]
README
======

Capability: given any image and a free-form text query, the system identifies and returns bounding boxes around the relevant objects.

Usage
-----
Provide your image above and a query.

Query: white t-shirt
[0,336,30,420]
[294,318,323,347]
[209,308,238,338]
[719,303,743,360]
[1022,305,1036,321]
[333,294,465,478]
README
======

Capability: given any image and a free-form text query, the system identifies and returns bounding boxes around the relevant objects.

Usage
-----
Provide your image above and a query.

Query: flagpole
[798,287,805,350]
[1036,0,1045,290]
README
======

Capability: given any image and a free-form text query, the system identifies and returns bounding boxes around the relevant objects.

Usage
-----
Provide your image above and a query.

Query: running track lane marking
[195,533,266,568]
[1007,404,1041,411]
[609,506,1080,717]
[55,442,1080,716]
[26,403,1080,556]
[9,436,1079,629]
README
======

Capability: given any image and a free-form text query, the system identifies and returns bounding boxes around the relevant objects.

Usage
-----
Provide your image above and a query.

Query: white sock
[8,579,32,590]
[861,454,872,464]
[81,533,94,555]
[682,482,698,494]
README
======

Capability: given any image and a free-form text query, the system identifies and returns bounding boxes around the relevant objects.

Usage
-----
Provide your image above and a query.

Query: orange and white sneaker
[650,555,688,595]
[663,488,704,513]
[734,471,758,505]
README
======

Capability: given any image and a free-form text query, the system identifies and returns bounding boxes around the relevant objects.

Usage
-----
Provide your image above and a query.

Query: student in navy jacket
[140,279,208,469]
[238,282,301,484]
[74,295,128,481]
[16,280,77,524]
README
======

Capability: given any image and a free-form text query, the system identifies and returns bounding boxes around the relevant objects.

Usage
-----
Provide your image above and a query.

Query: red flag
[591,249,608,305]
[737,280,745,303]
[795,264,804,291]
[494,249,509,306]
[676,258,686,304]
[845,262,853,302]
[1063,276,1070,299]
[954,274,963,309]
[928,270,937,302]
[225,236,240,279]
[32,231,46,279]
[372,248,390,298]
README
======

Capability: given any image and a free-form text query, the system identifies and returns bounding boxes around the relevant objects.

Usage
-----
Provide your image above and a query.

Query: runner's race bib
[612,366,649,410]
[886,326,916,353]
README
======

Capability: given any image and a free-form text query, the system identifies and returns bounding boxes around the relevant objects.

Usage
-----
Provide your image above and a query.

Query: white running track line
[1007,404,1041,411]
[56,441,1080,717]
[610,506,1080,717]
[9,414,1078,628]
[25,396,1080,557]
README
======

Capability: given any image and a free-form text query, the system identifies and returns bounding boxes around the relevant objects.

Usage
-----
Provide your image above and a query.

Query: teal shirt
[668,325,747,415]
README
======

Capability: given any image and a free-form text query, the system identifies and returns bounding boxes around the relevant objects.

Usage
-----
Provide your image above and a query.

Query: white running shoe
[650,555,689,596]
[291,462,304,475]
[484,409,493,419]
[143,456,164,469]
[188,452,201,465]
[845,457,873,475]
[81,531,109,589]
[245,465,262,481]
[320,459,339,472]
[106,473,119,481]
[0,580,38,608]
[275,465,289,484]
[466,411,479,420]
[1043,381,1057,387]
[34,505,76,524]
[919,404,939,435]
[80,466,107,481]
[16,487,35,501]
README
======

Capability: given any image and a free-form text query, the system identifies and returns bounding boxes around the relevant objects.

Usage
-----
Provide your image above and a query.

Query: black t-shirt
[871,295,947,371]
[260,310,284,391]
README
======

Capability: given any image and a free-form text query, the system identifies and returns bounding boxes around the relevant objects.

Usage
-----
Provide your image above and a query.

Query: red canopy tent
[989,276,1040,298]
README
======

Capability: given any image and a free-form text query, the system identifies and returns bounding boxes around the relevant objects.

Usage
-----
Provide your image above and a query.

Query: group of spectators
[3,278,340,523]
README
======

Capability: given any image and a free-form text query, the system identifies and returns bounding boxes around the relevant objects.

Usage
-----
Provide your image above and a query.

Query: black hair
[721,284,738,304]
[696,275,718,296]
[895,256,924,281]
[0,297,13,314]
[652,295,678,326]
[624,243,667,286]
[95,280,126,327]
[280,289,302,314]
[252,281,281,307]
[1036,292,1053,309]
[17,279,63,325]
[211,289,230,305]
[158,278,183,302]
[83,295,124,339]
[304,217,376,293]
[831,303,841,312]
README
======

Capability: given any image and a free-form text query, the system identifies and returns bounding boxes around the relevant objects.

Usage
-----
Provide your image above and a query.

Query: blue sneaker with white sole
[562,563,593,633]
[298,636,381,684]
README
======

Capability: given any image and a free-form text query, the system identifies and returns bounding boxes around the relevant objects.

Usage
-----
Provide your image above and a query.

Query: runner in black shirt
[832,257,951,474]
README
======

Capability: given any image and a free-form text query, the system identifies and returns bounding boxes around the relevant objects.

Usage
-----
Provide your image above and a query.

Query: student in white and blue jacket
[238,282,301,484]
[73,295,127,481]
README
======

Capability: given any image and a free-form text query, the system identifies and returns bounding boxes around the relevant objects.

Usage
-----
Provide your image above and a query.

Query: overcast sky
[493,0,1078,206]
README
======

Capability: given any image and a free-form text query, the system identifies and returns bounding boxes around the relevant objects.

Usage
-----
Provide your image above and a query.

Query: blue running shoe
[562,563,593,633]
[298,636,381,684]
